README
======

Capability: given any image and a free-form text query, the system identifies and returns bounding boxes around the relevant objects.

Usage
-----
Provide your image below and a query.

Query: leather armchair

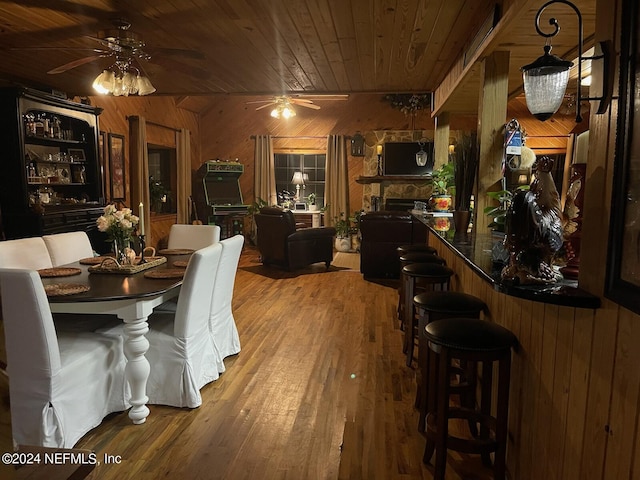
[254,206,336,270]
[359,211,428,279]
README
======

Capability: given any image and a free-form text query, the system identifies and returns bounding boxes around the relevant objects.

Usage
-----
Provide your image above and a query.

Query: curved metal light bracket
[533,0,612,122]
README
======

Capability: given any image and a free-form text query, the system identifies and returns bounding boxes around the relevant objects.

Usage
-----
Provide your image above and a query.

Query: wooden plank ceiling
[0,0,595,115]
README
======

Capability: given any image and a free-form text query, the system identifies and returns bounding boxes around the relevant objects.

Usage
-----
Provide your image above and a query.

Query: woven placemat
[158,248,195,256]
[79,255,114,265]
[38,267,82,278]
[173,260,189,268]
[44,283,90,297]
[144,268,185,279]
[88,256,167,275]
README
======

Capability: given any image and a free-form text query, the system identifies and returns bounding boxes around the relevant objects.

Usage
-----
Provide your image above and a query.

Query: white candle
[376,144,383,155]
[139,202,145,236]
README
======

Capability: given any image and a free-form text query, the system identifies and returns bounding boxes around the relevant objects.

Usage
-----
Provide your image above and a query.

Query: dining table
[41,252,191,424]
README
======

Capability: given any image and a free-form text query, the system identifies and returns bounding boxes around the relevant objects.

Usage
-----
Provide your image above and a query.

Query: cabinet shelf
[0,87,104,241]
[25,136,85,146]
[28,182,88,186]
[30,160,86,165]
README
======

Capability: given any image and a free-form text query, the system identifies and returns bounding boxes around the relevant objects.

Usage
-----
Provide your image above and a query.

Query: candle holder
[377,154,384,176]
[138,234,147,264]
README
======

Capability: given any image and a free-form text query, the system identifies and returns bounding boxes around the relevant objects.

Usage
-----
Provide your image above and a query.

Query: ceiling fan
[246,95,348,118]
[12,18,207,92]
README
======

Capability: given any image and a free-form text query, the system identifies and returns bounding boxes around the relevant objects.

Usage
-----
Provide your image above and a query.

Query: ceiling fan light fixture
[92,70,114,94]
[136,75,156,95]
[281,105,295,119]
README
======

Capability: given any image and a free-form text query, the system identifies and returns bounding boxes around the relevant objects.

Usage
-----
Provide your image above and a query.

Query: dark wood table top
[43,254,186,303]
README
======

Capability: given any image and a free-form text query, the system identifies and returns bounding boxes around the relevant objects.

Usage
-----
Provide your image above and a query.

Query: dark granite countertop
[412,212,601,309]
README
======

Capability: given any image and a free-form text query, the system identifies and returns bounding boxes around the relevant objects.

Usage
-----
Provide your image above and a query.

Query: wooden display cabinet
[0,88,108,251]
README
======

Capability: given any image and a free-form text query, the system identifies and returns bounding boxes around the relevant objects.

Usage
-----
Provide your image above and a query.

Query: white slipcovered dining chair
[210,234,244,372]
[0,237,53,269]
[43,231,95,266]
[167,224,220,250]
[99,243,223,408]
[0,268,129,448]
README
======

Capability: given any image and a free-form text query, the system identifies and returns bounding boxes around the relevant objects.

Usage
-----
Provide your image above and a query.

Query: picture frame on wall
[99,131,107,200]
[108,133,126,201]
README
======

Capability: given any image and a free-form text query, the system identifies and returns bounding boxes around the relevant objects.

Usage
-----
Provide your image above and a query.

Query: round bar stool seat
[401,263,453,366]
[423,318,517,480]
[414,291,487,432]
[397,252,446,324]
[397,244,438,256]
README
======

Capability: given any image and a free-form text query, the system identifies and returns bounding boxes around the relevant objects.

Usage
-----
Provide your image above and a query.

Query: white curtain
[176,128,191,224]
[128,116,150,237]
[324,135,349,226]
[254,135,277,206]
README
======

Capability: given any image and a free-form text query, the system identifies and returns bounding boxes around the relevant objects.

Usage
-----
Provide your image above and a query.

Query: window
[274,153,326,207]
[148,145,177,214]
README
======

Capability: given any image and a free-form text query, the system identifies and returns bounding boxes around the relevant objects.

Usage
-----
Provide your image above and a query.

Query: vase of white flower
[96,204,139,266]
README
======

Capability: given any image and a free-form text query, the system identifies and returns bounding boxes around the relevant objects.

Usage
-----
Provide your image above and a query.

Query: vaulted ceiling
[0,0,595,114]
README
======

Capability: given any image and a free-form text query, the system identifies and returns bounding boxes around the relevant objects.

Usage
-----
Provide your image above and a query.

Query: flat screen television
[383,141,434,176]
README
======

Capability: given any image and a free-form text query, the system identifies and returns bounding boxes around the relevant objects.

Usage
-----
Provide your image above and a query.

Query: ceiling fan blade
[296,103,321,110]
[245,99,278,104]
[255,103,276,111]
[47,54,106,74]
[145,46,204,60]
[9,46,107,53]
[290,98,314,104]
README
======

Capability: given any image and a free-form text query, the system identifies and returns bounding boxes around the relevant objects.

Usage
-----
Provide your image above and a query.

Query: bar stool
[413,291,487,432]
[397,252,446,324]
[423,318,517,480]
[401,263,453,366]
[397,244,438,257]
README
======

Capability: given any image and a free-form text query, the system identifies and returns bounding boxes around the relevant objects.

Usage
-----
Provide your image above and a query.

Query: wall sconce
[351,132,365,156]
[415,141,429,166]
[521,0,612,123]
[376,144,383,176]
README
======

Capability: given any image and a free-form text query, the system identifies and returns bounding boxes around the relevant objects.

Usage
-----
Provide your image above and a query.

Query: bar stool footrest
[425,408,497,455]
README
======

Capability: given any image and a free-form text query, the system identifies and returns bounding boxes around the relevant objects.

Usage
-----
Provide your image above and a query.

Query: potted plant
[307,192,318,211]
[349,209,364,252]
[483,187,529,263]
[452,135,478,233]
[246,197,268,245]
[334,212,352,252]
[430,162,455,211]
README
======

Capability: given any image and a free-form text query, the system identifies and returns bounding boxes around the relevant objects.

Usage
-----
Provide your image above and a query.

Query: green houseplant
[430,162,455,211]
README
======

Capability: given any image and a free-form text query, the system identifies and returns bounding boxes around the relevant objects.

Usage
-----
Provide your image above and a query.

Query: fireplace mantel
[356,175,432,184]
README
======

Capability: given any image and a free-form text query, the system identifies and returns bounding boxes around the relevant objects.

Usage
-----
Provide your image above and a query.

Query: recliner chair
[254,206,336,270]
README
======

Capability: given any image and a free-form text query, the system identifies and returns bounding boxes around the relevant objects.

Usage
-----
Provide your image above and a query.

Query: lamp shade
[522,45,573,121]
[291,171,305,185]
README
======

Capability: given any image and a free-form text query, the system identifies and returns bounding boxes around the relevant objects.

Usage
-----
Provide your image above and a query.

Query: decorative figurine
[501,156,564,284]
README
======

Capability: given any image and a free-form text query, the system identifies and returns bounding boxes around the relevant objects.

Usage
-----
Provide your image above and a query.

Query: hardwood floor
[0,246,493,479]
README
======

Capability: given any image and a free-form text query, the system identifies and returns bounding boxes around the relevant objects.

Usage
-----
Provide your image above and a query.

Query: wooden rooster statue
[501,156,564,284]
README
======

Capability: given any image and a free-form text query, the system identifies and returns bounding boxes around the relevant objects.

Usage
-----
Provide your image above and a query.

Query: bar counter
[412,212,600,309]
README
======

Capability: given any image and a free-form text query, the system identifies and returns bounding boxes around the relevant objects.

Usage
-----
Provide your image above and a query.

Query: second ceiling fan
[246,95,321,118]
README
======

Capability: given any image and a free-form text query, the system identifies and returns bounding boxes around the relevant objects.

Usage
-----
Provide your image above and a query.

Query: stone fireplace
[359,130,435,211]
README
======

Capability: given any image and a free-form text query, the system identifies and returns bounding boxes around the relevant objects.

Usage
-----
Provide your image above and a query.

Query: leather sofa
[359,211,428,279]
[254,206,336,270]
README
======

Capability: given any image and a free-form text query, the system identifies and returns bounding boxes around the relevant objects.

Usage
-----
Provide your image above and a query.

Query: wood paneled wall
[87,95,200,248]
[426,3,640,478]
[198,94,477,214]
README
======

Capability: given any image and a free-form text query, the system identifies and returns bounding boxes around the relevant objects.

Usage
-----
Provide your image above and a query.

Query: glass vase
[112,236,130,265]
